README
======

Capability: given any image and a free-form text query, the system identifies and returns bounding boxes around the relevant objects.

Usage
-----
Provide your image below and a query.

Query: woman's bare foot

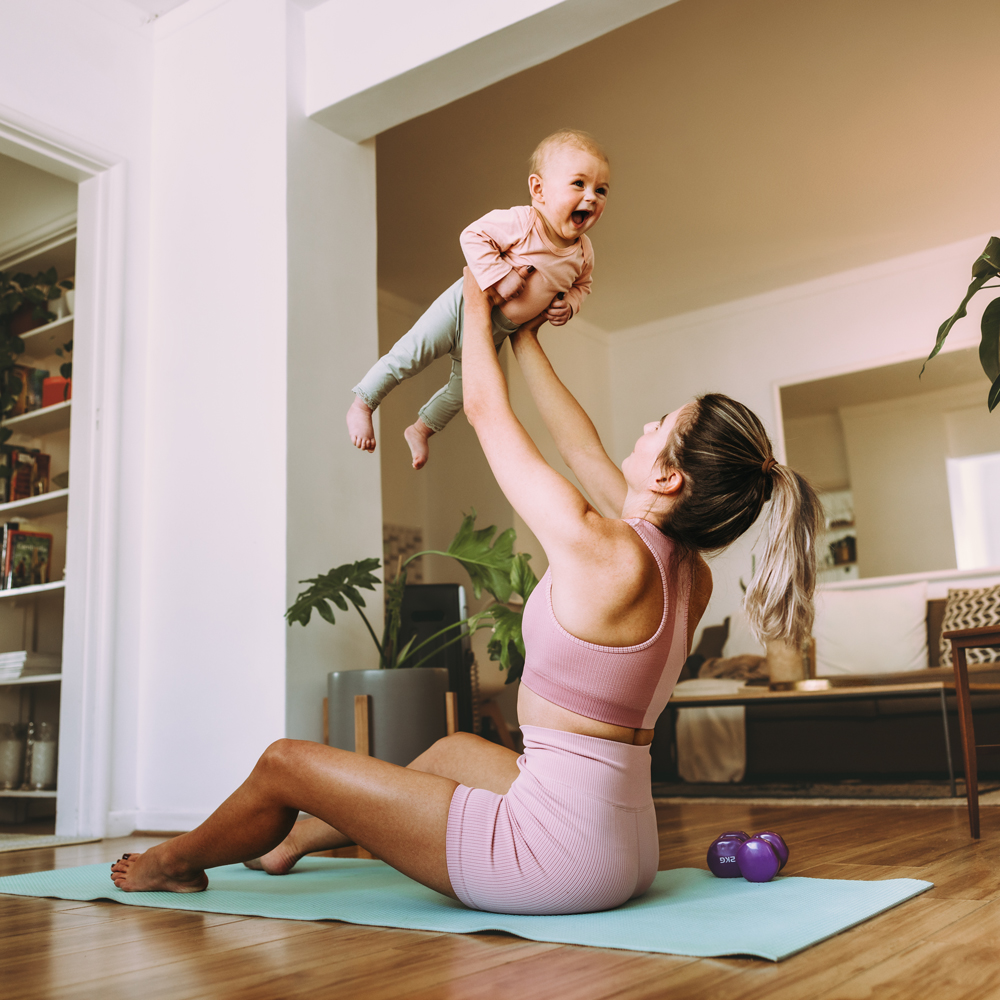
[243,837,302,875]
[110,847,209,893]
[244,816,351,875]
[347,397,376,452]
[404,419,435,470]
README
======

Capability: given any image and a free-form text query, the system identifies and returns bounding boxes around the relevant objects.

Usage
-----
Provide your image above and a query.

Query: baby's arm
[460,208,532,302]
[559,240,594,321]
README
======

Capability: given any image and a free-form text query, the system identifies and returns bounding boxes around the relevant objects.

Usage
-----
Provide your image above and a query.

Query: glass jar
[28,721,57,790]
[0,722,27,790]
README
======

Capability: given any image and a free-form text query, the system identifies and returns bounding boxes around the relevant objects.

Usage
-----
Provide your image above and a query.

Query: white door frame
[0,105,125,837]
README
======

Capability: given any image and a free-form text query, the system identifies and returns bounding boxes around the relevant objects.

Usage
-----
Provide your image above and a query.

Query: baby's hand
[541,292,572,327]
[492,265,533,303]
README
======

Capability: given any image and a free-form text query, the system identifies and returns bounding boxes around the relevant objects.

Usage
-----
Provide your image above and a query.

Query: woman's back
[520,518,692,732]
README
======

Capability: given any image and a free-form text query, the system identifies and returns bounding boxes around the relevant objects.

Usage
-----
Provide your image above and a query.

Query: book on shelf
[3,529,53,590]
[0,651,61,680]
[9,365,49,417]
[0,450,52,504]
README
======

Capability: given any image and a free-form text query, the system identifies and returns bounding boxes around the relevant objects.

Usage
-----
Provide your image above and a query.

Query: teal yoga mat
[0,858,931,962]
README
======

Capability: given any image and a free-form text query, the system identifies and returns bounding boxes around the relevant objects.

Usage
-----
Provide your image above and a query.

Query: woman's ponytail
[743,465,822,647]
[656,393,822,648]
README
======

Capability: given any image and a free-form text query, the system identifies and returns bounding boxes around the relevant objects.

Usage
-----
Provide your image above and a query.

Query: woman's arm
[510,326,627,517]
[460,269,600,560]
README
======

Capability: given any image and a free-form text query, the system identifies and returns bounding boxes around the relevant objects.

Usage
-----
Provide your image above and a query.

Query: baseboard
[106,810,209,836]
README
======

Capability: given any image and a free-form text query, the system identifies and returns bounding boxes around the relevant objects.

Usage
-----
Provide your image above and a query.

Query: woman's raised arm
[509,326,627,518]
[460,269,600,560]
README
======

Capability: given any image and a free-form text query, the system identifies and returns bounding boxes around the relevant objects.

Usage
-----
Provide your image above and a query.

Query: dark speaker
[399,584,474,732]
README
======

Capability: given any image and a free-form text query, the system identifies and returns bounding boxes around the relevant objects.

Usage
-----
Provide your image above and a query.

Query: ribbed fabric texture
[520,518,691,730]
[446,725,658,915]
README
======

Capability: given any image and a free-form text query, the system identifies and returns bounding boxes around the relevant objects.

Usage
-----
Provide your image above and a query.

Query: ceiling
[780,346,989,420]
[376,0,1000,332]
[119,0,190,15]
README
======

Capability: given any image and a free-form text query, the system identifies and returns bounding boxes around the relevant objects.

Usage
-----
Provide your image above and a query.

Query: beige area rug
[0,834,101,853]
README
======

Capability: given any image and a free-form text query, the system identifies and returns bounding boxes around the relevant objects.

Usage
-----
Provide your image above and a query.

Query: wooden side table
[944,625,1000,839]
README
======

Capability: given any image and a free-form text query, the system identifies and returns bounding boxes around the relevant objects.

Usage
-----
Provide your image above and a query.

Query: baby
[347,128,610,468]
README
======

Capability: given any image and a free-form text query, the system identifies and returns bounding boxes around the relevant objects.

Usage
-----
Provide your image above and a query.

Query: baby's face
[529,147,610,248]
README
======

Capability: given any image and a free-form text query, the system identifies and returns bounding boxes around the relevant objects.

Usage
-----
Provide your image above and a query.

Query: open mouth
[571,210,591,226]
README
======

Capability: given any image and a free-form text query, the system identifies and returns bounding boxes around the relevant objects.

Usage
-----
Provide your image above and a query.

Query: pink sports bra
[520,518,691,730]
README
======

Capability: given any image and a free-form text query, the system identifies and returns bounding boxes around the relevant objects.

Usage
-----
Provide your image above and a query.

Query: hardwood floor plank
[1,806,998,1000]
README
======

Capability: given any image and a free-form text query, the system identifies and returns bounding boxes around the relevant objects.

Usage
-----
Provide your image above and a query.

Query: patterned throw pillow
[940,584,1000,666]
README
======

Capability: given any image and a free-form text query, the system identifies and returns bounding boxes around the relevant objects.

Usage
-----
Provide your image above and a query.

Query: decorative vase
[327,668,450,766]
[765,640,806,688]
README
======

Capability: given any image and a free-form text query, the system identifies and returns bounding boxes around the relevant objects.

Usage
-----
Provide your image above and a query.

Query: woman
[111,268,820,914]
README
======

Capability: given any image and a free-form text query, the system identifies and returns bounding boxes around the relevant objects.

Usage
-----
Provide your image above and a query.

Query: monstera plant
[924,236,1000,411]
[286,510,537,684]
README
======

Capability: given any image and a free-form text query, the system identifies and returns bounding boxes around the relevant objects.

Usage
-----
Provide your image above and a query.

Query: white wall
[783,413,850,492]
[136,0,290,828]
[285,2,383,742]
[607,230,1000,656]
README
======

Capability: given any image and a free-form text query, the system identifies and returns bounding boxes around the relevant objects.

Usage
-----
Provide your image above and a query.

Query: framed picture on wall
[4,530,53,589]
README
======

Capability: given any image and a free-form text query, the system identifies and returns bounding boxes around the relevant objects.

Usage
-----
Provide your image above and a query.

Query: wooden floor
[2,802,1000,1000]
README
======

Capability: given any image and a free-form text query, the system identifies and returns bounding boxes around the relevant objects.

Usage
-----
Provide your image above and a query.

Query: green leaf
[486,604,526,682]
[990,372,1000,413]
[923,271,993,375]
[442,509,517,602]
[980,296,1000,384]
[973,237,1000,280]
[285,557,381,628]
[510,553,538,601]
[392,634,417,669]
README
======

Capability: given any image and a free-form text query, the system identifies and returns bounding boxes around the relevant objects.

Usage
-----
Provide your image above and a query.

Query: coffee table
[670,680,1000,797]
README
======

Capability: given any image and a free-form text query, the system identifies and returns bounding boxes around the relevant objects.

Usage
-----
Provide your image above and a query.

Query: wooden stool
[944,625,1000,838]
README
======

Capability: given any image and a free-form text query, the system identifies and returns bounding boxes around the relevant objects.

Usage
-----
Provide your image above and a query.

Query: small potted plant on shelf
[0,269,74,497]
[287,510,536,764]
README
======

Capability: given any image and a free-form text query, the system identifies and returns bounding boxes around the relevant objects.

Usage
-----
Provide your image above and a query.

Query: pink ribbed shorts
[445,724,659,915]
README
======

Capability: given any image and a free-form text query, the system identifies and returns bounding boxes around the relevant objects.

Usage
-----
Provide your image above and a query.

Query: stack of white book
[0,651,61,681]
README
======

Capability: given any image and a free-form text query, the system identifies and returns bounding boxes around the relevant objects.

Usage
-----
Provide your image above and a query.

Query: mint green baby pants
[352,278,520,433]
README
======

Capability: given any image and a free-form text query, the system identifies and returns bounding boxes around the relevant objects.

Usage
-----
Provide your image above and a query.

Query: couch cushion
[940,584,1000,666]
[814,581,928,675]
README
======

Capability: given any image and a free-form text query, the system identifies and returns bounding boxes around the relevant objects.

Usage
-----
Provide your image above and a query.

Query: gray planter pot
[327,668,450,766]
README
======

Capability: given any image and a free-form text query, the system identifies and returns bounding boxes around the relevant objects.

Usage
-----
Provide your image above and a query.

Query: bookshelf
[19,316,73,360]
[0,231,74,823]
[0,489,69,520]
[4,401,71,438]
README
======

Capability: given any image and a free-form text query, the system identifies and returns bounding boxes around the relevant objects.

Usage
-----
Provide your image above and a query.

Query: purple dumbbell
[706,830,750,878]
[754,830,788,871]
[736,836,782,883]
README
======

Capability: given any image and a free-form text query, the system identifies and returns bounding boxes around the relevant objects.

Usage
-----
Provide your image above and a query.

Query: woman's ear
[654,467,684,497]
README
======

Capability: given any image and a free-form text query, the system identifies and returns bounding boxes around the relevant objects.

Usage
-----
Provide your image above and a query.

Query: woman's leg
[110,738,470,896]
[247,732,520,875]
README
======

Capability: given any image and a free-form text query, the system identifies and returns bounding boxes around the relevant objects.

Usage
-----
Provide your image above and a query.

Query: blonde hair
[529,129,609,177]
[657,394,822,647]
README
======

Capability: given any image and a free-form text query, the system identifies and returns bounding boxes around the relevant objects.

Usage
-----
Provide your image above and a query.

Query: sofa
[651,568,1000,782]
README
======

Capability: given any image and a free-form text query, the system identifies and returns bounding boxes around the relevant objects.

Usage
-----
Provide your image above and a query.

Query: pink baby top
[519,518,691,731]
[460,205,593,326]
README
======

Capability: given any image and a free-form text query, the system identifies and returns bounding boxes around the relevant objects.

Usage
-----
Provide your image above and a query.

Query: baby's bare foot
[404,420,434,470]
[347,397,376,453]
[110,848,208,893]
